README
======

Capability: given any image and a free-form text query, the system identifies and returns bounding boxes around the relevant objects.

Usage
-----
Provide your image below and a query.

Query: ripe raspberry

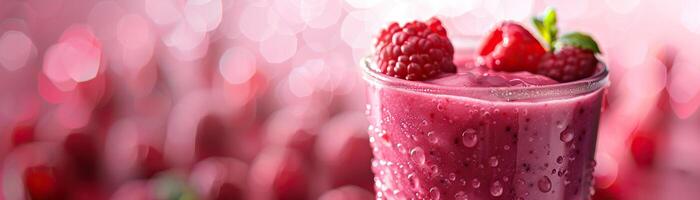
[374,17,456,80]
[477,22,546,72]
[530,9,602,82]
[536,47,598,82]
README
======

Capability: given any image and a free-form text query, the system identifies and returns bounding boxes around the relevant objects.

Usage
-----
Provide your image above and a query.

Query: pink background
[1,0,700,199]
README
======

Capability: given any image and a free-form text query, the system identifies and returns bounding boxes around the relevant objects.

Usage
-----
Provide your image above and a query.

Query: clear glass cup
[363,53,609,200]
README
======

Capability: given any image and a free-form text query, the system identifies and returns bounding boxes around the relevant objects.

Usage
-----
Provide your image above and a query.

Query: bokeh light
[2,0,700,199]
[0,31,34,71]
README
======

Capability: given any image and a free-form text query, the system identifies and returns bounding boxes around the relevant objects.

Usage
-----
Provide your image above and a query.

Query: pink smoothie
[364,58,606,200]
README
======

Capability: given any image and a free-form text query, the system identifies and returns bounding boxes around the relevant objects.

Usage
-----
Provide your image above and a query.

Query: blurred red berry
[266,129,317,162]
[23,165,66,200]
[68,184,107,200]
[250,148,310,200]
[213,182,244,200]
[136,145,169,178]
[196,114,229,160]
[63,132,100,180]
[317,113,373,191]
[592,181,624,200]
[11,124,35,147]
[630,133,656,168]
[190,158,248,200]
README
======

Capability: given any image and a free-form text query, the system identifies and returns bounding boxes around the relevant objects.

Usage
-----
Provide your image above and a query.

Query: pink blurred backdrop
[1,0,699,199]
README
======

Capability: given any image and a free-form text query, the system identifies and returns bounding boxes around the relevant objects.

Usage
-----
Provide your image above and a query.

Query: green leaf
[555,32,602,54]
[532,8,558,51]
[532,17,545,36]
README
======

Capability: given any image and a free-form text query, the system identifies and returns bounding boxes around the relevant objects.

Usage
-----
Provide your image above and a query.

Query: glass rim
[361,56,610,101]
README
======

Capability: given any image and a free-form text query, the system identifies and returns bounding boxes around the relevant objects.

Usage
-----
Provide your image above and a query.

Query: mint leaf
[532,8,558,51]
[555,32,601,54]
[532,17,545,37]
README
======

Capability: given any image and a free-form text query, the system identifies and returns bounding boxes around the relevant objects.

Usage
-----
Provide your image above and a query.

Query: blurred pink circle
[184,0,223,32]
[239,5,278,41]
[145,0,182,25]
[163,21,207,51]
[117,14,155,71]
[300,0,343,29]
[219,46,257,84]
[0,31,34,71]
[43,25,102,84]
[87,1,125,40]
[259,33,298,63]
[117,14,153,49]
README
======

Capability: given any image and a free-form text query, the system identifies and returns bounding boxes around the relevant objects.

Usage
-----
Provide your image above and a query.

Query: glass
[363,53,609,200]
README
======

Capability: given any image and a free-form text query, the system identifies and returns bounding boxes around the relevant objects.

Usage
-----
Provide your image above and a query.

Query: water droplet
[422,120,429,126]
[454,191,468,200]
[560,127,574,142]
[568,151,577,161]
[430,165,440,176]
[538,176,552,192]
[411,134,419,142]
[490,181,503,197]
[429,187,440,199]
[557,156,564,164]
[448,173,457,181]
[397,143,407,154]
[471,178,481,188]
[408,173,420,191]
[365,104,371,115]
[378,129,391,146]
[489,156,499,167]
[461,129,478,148]
[504,145,510,150]
[410,147,426,165]
[427,131,438,144]
[437,103,446,111]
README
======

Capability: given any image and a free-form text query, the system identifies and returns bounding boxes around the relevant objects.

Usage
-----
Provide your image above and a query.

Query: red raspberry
[477,22,546,72]
[374,17,456,80]
[536,47,598,82]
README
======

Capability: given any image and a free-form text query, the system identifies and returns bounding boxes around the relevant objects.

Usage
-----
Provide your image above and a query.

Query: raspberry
[536,47,598,82]
[374,17,456,80]
[477,22,546,72]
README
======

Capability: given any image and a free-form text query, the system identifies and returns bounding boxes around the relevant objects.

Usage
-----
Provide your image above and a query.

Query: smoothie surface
[425,61,559,87]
